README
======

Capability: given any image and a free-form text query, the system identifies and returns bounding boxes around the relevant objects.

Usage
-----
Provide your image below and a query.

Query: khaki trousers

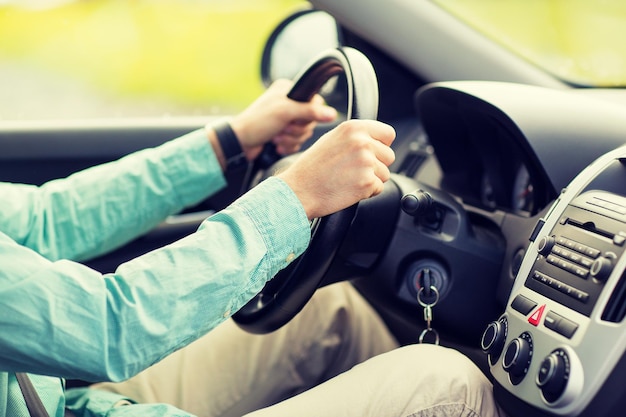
[92,282,398,416]
[92,282,505,417]
[245,344,506,417]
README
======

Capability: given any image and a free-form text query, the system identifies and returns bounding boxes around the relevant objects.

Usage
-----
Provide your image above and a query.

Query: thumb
[290,96,337,124]
[316,105,338,122]
[310,94,338,122]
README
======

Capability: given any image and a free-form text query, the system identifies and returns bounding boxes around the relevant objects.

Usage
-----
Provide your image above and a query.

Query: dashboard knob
[590,254,614,281]
[537,236,555,256]
[537,350,569,403]
[481,318,507,364]
[502,332,533,384]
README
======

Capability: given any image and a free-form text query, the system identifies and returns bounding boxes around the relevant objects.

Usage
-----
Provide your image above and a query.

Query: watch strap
[214,121,247,173]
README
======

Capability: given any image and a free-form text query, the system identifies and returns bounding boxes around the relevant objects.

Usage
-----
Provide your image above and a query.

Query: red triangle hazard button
[528,304,546,326]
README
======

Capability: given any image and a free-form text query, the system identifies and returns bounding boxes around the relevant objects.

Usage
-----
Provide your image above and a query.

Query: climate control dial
[481,317,507,366]
[537,349,570,404]
[502,332,533,385]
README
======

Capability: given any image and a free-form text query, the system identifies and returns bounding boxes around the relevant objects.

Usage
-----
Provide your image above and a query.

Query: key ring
[417,285,439,307]
[419,327,440,345]
[417,285,440,345]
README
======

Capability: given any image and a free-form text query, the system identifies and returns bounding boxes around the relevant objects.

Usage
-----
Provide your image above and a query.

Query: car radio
[482,148,626,417]
[526,194,626,319]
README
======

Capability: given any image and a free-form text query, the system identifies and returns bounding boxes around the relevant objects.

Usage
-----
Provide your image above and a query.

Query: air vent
[397,149,429,177]
[602,269,626,322]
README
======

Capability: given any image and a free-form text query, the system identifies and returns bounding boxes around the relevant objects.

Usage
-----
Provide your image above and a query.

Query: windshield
[434,0,626,87]
[0,0,306,121]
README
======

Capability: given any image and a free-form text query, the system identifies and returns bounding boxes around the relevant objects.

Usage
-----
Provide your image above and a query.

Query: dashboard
[484,147,626,417]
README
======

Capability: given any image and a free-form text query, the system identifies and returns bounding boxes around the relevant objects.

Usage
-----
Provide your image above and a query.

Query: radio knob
[502,333,533,384]
[537,236,555,256]
[537,350,569,403]
[590,255,614,281]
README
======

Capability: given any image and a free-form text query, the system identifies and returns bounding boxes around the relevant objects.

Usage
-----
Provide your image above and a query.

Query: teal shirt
[0,129,311,416]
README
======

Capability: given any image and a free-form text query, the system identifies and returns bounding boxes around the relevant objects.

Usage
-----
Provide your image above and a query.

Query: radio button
[573,289,589,303]
[584,246,601,258]
[546,255,589,279]
[579,257,593,268]
[532,271,589,303]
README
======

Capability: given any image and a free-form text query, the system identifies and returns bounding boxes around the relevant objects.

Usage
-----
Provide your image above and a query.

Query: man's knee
[291,282,378,338]
[370,344,498,414]
[387,344,488,386]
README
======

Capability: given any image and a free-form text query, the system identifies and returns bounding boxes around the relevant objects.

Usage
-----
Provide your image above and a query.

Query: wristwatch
[213,121,248,173]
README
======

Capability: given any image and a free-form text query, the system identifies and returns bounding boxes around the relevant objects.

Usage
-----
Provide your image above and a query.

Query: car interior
[1,1,625,416]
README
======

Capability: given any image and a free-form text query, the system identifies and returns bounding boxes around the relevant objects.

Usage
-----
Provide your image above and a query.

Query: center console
[483,146,626,417]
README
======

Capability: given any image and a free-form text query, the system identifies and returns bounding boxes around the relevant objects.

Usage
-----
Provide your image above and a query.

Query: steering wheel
[232,46,379,334]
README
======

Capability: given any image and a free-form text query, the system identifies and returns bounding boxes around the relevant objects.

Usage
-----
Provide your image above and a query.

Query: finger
[369,121,396,147]
[274,129,313,146]
[283,122,314,136]
[276,143,303,155]
[373,159,391,184]
[270,78,294,94]
[367,175,386,198]
[370,184,384,198]
[289,100,337,124]
[371,139,396,167]
[311,94,326,106]
[273,134,309,155]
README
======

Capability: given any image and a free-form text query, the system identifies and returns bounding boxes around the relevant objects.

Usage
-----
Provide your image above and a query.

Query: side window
[0,0,307,121]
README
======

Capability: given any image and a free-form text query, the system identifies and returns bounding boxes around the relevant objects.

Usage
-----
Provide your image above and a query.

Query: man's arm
[0,80,336,263]
[0,129,226,262]
[0,177,310,382]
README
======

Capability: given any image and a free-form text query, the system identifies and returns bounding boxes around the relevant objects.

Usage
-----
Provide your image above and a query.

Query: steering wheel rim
[233,46,379,334]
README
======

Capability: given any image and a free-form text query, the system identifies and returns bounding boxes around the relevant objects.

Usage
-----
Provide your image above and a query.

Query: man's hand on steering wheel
[278,119,395,220]
[231,47,398,334]
[224,79,338,162]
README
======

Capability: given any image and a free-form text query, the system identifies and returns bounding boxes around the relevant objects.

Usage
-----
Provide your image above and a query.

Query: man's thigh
[89,282,398,417]
[245,344,507,417]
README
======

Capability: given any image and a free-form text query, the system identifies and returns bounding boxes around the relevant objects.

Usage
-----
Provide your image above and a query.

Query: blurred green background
[0,0,306,119]
[2,0,625,121]
[436,0,626,87]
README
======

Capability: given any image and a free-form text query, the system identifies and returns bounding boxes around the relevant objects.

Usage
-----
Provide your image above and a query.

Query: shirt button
[286,253,296,263]
[223,309,231,318]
